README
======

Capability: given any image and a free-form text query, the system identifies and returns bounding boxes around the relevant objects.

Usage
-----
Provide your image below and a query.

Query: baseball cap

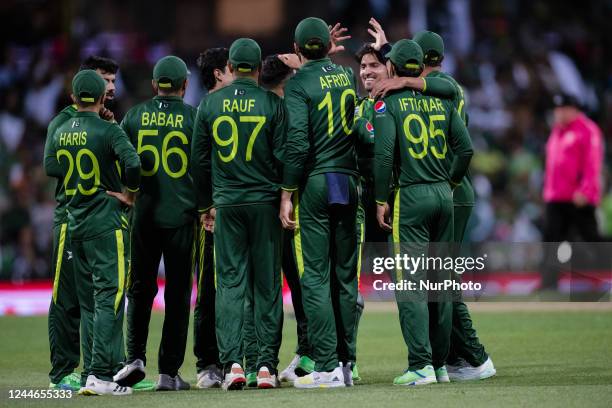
[413,31,444,64]
[153,56,189,89]
[229,38,262,73]
[72,69,106,103]
[553,93,581,108]
[385,39,424,70]
[295,17,330,49]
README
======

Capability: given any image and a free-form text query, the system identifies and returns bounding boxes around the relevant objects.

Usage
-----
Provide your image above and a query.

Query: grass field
[1,306,612,407]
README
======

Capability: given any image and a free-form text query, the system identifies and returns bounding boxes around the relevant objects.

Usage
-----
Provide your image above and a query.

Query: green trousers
[448,205,488,366]
[392,182,453,371]
[48,223,80,384]
[215,203,283,373]
[194,227,220,371]
[72,228,128,383]
[126,221,195,376]
[294,173,359,372]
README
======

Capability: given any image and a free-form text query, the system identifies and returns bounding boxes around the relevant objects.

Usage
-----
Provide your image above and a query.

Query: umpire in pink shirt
[542,93,604,289]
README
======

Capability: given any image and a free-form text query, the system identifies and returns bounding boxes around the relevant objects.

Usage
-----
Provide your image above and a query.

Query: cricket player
[373,31,496,380]
[279,17,360,388]
[112,56,196,392]
[45,56,128,391]
[192,38,285,390]
[44,69,141,396]
[373,39,473,385]
[192,47,233,389]
[258,55,316,383]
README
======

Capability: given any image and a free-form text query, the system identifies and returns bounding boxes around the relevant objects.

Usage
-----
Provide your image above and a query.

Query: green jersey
[45,104,77,226]
[426,70,474,205]
[373,89,473,203]
[282,58,359,189]
[120,96,197,227]
[191,78,285,210]
[44,111,141,240]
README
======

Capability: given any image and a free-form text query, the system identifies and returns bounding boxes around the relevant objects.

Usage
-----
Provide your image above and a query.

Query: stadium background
[0,0,611,311]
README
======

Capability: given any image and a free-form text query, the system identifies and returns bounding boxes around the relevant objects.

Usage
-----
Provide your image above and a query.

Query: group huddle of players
[44,16,496,396]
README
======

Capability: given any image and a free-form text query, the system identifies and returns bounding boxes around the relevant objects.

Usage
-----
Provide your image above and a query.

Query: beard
[104,94,116,110]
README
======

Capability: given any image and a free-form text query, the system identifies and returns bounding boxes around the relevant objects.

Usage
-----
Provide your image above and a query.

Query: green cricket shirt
[373,89,473,203]
[282,58,359,189]
[45,104,77,226]
[191,77,286,210]
[427,70,475,206]
[121,95,197,227]
[44,111,141,240]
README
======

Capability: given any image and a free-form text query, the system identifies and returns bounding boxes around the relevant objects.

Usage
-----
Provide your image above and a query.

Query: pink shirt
[544,113,604,206]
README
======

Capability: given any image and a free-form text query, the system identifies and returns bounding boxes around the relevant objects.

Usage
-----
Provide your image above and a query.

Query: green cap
[413,30,444,63]
[153,55,189,89]
[72,69,106,103]
[229,38,262,73]
[385,39,424,70]
[295,17,330,49]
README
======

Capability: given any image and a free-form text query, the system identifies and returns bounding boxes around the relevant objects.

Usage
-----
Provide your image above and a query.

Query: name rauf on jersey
[222,98,256,113]
[398,96,444,113]
[319,72,350,90]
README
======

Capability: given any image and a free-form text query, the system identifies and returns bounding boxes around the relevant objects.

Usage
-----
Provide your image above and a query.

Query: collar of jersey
[231,77,258,86]
[153,95,182,101]
[74,111,99,117]
[301,57,332,69]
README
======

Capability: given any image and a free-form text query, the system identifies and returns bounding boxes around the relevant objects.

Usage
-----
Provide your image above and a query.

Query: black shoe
[174,374,190,391]
[155,374,175,391]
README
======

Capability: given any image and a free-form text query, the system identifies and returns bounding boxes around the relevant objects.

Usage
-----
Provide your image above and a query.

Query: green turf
[1,308,611,407]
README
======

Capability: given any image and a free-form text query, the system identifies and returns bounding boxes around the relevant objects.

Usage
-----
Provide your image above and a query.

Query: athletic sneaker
[113,359,145,387]
[393,365,437,386]
[222,363,246,391]
[196,365,222,389]
[279,354,300,382]
[448,357,496,381]
[246,372,257,388]
[434,366,450,383]
[80,375,132,396]
[341,362,354,387]
[49,372,81,391]
[352,363,361,382]
[132,378,156,391]
[446,358,471,374]
[156,373,191,391]
[294,355,315,377]
[293,366,345,389]
[257,366,280,389]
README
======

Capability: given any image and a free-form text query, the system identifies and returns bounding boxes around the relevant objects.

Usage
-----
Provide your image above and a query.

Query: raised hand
[368,17,388,51]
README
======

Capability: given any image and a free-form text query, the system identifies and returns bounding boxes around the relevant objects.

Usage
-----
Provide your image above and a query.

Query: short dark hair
[197,47,229,91]
[392,62,422,78]
[80,56,119,74]
[423,51,444,67]
[298,39,329,60]
[355,44,385,65]
[261,55,292,89]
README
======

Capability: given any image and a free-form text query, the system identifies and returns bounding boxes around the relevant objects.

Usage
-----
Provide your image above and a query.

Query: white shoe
[293,366,345,389]
[446,358,470,374]
[197,365,222,389]
[279,355,300,382]
[257,366,280,389]
[448,357,496,381]
[341,362,354,387]
[434,366,450,383]
[222,363,246,391]
[81,375,133,396]
[113,359,145,387]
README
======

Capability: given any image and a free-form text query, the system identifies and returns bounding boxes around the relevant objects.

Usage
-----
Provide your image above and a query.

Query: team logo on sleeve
[374,101,386,113]
[365,121,374,134]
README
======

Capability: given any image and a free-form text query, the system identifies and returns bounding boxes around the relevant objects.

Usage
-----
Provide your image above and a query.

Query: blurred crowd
[1,0,611,281]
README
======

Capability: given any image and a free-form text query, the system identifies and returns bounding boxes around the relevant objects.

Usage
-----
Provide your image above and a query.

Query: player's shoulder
[48,105,77,130]
[124,98,153,120]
